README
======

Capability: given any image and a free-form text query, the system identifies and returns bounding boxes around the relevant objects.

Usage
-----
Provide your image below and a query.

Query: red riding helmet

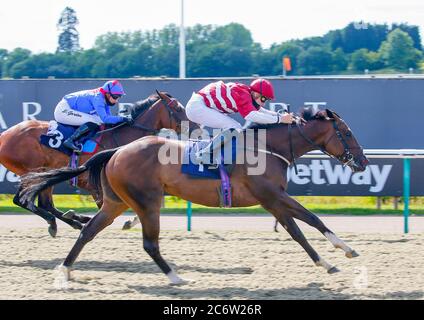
[249,78,275,100]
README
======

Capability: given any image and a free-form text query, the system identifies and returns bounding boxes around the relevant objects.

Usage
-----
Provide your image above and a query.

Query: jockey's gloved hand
[122,116,134,125]
[299,117,308,125]
[279,112,295,124]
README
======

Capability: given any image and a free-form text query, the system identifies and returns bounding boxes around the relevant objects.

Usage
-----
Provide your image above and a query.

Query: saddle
[181,139,237,208]
[40,121,104,188]
[40,121,103,156]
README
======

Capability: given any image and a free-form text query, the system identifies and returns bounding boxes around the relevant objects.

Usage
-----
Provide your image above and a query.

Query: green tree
[330,23,388,53]
[331,48,348,72]
[57,7,80,53]
[73,49,101,77]
[378,28,423,70]
[350,49,384,72]
[8,52,75,78]
[266,42,303,75]
[391,23,422,50]
[0,49,8,77]
[211,23,254,47]
[188,23,256,77]
[2,48,31,77]
[296,47,334,75]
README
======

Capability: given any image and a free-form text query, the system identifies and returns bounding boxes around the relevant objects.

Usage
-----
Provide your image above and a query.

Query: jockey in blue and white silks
[53,80,131,151]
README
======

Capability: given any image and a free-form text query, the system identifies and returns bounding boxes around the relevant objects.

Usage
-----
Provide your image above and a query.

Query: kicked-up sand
[0,215,423,300]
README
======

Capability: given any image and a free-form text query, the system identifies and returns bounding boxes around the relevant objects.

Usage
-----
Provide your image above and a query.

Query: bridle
[289,115,359,174]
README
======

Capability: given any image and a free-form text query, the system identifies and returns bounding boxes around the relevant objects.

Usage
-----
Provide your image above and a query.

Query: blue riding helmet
[101,80,126,96]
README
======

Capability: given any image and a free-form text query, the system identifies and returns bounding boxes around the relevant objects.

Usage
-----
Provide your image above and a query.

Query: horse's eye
[346,131,352,137]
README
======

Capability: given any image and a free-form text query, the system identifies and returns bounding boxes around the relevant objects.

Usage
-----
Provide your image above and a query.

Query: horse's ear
[326,109,335,119]
[300,105,320,121]
[156,89,164,100]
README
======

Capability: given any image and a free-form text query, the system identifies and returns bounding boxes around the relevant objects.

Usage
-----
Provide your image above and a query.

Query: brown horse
[0,91,196,237]
[19,108,369,284]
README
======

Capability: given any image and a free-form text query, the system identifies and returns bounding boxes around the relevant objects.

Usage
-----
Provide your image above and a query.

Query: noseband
[130,96,180,134]
[158,97,181,132]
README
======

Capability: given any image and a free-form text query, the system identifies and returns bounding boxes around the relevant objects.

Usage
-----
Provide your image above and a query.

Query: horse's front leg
[277,215,340,274]
[278,192,359,259]
[247,176,339,274]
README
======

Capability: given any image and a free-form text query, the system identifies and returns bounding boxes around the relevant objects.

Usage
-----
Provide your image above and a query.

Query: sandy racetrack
[0,216,423,300]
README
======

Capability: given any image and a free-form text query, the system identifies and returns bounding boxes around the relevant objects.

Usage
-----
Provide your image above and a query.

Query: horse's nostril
[360,157,369,167]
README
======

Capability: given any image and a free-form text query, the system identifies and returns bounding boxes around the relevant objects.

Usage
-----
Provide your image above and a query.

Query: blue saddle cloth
[181,139,237,179]
[40,122,99,156]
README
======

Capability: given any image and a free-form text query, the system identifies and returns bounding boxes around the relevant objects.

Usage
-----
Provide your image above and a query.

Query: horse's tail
[19,148,119,206]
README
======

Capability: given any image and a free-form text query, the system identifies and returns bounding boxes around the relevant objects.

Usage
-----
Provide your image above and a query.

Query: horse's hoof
[167,270,190,286]
[327,266,340,274]
[48,224,57,238]
[169,277,191,286]
[71,221,84,230]
[63,210,75,219]
[55,264,72,282]
[346,250,359,259]
[122,221,132,230]
[75,215,91,224]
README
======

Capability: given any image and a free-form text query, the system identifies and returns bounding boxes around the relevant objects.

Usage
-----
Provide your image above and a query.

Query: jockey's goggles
[260,95,271,103]
[109,93,123,100]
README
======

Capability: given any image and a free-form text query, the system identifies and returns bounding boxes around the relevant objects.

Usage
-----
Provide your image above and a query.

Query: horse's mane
[129,92,173,119]
[246,107,329,131]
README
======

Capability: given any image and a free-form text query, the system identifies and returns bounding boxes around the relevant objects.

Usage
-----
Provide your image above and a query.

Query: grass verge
[1,194,424,216]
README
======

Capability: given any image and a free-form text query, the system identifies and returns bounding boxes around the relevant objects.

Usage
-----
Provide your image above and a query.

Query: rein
[93,95,180,148]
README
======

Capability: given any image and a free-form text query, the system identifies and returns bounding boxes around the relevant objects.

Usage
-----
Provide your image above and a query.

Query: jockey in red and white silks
[186,78,294,129]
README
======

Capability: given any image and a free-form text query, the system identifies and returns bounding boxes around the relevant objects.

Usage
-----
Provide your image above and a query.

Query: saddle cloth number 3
[48,130,64,148]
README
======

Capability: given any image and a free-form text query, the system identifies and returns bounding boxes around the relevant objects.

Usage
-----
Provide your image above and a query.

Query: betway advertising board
[286,158,411,196]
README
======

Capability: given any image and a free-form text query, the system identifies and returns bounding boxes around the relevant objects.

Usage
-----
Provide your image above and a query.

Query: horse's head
[130,91,199,134]
[302,108,369,172]
[153,90,199,134]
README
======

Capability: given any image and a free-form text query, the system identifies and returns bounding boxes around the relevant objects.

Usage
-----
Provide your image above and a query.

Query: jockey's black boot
[194,128,241,165]
[63,123,95,152]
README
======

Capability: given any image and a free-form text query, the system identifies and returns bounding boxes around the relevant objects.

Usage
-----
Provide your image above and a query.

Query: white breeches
[54,99,102,126]
[185,93,242,129]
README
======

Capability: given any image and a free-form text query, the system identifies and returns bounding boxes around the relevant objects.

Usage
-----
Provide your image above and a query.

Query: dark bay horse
[19,108,368,284]
[0,91,196,237]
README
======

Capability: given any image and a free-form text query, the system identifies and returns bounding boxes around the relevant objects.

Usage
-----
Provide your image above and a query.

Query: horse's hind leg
[279,193,358,258]
[142,211,186,285]
[122,216,140,230]
[58,199,128,280]
[62,190,100,224]
[38,189,84,231]
[124,189,186,285]
[13,186,58,237]
[273,219,279,232]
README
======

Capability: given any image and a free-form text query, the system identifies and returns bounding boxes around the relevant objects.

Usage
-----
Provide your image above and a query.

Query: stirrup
[64,140,83,153]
